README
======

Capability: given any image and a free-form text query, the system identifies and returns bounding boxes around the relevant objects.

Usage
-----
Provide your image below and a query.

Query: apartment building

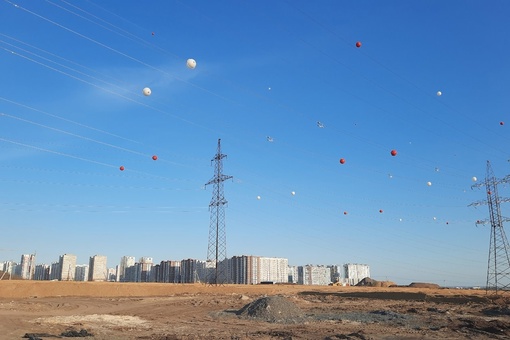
[88,255,108,281]
[59,254,77,281]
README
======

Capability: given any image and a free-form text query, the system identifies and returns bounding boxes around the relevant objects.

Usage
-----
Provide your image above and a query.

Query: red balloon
[119,166,125,171]
[488,191,492,195]
[379,209,383,213]
[339,158,346,164]
[390,149,397,156]
[151,32,155,36]
[152,155,158,161]
[356,41,361,48]
[343,211,348,215]
[500,121,504,126]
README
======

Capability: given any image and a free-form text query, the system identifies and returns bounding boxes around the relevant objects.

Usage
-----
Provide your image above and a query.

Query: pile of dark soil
[237,295,305,323]
[23,329,93,338]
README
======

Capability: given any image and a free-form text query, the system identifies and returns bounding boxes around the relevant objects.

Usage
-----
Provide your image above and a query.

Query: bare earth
[1,281,509,339]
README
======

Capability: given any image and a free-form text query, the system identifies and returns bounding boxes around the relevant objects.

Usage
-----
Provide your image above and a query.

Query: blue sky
[1,0,509,286]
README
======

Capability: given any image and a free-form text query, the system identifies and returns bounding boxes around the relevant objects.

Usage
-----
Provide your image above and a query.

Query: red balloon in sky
[343,211,348,215]
[339,158,346,164]
[151,32,155,36]
[119,166,125,171]
[379,209,383,213]
[390,149,397,156]
[500,121,504,126]
[356,41,362,48]
[152,155,158,161]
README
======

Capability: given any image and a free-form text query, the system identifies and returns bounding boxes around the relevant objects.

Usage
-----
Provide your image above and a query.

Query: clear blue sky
[1,0,509,286]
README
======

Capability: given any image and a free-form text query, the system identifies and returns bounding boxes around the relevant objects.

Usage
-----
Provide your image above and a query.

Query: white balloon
[436,91,442,96]
[186,58,196,69]
[291,191,296,196]
[427,181,432,186]
[256,195,261,200]
[472,176,477,182]
[142,87,151,96]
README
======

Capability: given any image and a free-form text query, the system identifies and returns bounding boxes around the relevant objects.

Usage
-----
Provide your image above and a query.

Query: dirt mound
[237,295,305,323]
[356,277,396,287]
[408,282,440,289]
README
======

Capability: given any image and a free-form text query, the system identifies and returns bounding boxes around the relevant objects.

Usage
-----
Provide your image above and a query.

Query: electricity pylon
[205,139,232,285]
[469,161,510,294]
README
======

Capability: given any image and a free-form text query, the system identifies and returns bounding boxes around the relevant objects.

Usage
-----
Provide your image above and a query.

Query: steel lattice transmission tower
[205,139,233,285]
[469,161,510,294]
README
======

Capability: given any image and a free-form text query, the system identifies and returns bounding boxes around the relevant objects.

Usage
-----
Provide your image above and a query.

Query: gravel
[236,295,305,323]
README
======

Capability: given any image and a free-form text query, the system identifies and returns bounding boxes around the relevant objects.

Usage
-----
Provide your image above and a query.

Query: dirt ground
[1,281,509,339]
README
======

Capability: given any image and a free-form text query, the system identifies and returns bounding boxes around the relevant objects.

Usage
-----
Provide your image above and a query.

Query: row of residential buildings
[1,253,370,286]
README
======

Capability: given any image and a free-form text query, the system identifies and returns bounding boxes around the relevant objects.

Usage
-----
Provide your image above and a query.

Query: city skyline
[1,1,509,288]
[1,252,371,287]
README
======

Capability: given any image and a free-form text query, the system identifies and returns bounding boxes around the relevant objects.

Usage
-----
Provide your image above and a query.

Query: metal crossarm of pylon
[205,139,233,286]
[469,198,510,207]
[468,161,510,295]
[475,217,510,227]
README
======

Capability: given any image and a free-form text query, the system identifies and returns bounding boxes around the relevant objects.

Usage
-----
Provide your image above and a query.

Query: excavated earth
[1,281,510,339]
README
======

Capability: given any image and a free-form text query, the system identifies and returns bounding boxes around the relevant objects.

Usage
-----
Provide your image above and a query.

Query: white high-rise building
[20,254,36,280]
[118,256,135,282]
[88,255,108,281]
[138,257,153,282]
[258,257,288,283]
[344,263,370,286]
[298,265,331,285]
[1,261,16,277]
[59,254,77,281]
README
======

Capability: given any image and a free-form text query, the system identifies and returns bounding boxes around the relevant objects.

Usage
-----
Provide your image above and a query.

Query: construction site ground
[1,281,509,339]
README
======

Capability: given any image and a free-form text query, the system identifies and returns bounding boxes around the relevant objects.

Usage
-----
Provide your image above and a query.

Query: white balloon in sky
[427,181,432,186]
[433,216,437,220]
[256,195,261,200]
[142,87,151,96]
[186,58,196,69]
[437,91,442,96]
[472,176,477,182]
[291,191,296,196]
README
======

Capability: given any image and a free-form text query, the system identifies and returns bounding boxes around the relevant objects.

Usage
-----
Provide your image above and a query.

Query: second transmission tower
[469,160,510,294]
[205,139,233,285]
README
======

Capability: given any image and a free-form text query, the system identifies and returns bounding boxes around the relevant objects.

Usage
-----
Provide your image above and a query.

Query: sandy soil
[1,281,509,339]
